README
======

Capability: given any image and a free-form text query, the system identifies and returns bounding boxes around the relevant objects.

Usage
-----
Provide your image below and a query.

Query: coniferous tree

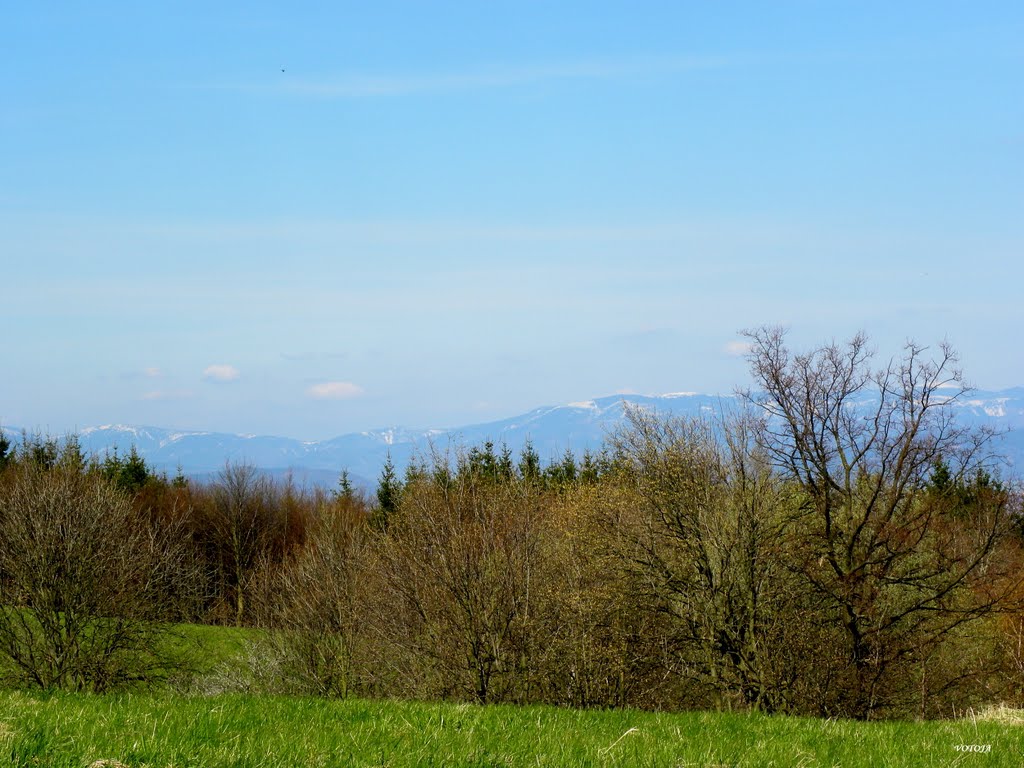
[404,456,429,486]
[464,441,499,483]
[103,445,150,495]
[336,469,355,501]
[579,449,601,485]
[544,448,578,488]
[21,432,58,471]
[518,439,541,484]
[497,443,515,483]
[375,453,402,527]
[0,428,11,472]
[927,456,955,497]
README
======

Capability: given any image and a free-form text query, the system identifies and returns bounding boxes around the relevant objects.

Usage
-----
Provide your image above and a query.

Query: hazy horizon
[5,3,1022,441]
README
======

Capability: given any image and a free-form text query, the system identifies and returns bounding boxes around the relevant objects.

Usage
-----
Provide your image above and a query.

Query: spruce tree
[497,443,515,483]
[375,453,402,527]
[117,446,150,494]
[518,439,541,484]
[0,428,10,471]
[336,469,355,500]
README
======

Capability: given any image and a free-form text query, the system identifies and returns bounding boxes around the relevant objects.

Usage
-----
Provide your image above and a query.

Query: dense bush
[0,459,188,691]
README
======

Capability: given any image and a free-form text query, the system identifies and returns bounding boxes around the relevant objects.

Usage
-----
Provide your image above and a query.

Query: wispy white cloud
[121,366,167,382]
[280,351,315,362]
[211,55,728,99]
[203,364,240,382]
[281,350,349,362]
[723,340,753,357]
[307,381,364,400]
[141,389,194,401]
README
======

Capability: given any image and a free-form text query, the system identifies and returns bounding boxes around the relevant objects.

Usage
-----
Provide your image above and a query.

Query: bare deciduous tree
[0,464,184,691]
[199,463,285,626]
[741,326,1019,718]
[373,460,547,704]
[266,492,370,697]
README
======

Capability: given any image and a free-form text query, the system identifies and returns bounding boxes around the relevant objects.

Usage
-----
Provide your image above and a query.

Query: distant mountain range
[4,389,1024,488]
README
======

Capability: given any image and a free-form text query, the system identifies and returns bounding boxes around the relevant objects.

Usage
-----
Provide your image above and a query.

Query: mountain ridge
[4,389,1023,486]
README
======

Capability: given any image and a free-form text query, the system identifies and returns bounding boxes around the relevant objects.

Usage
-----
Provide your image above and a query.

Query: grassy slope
[161,622,265,682]
[1,691,1021,768]
[0,623,1017,766]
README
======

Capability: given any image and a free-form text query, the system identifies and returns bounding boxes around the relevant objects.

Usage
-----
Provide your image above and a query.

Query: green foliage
[335,469,355,500]
[102,446,151,495]
[403,455,429,485]
[498,442,515,482]
[578,449,601,484]
[19,432,59,470]
[543,448,578,487]
[463,440,499,481]
[927,456,955,496]
[374,453,402,527]
[0,427,12,471]
[517,438,541,484]
[458,440,517,485]
[171,464,188,488]
[927,456,1009,526]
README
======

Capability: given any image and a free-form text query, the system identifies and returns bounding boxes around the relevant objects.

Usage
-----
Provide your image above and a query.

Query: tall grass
[2,690,1022,767]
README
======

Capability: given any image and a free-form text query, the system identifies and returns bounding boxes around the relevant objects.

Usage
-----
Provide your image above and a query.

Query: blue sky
[3,2,1022,439]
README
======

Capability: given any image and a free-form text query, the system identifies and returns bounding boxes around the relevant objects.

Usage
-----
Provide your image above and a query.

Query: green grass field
[1,689,1021,768]
[0,622,1018,767]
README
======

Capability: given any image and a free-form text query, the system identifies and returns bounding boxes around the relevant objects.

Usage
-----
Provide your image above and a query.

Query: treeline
[1,328,1023,720]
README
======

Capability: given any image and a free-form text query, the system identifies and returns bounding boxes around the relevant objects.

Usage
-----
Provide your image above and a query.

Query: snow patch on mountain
[4,388,1024,485]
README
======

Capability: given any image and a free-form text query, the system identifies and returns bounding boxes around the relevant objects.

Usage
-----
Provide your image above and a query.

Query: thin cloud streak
[209,54,730,98]
[307,381,364,400]
[203,365,240,382]
[723,340,754,357]
[141,390,194,401]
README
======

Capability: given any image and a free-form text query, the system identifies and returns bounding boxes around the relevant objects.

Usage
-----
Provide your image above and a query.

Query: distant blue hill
[4,389,1023,488]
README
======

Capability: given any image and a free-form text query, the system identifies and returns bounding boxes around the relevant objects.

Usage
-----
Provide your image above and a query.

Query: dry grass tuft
[974,704,1024,725]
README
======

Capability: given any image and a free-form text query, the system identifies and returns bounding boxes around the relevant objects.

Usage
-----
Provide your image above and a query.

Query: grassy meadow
[1,688,1021,767]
